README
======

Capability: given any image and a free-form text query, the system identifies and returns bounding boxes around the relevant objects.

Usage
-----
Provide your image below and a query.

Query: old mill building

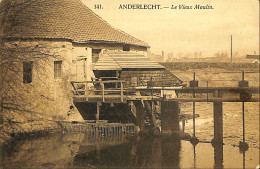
[0,0,182,128]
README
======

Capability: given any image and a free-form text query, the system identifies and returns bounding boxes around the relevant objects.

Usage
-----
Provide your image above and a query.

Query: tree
[0,0,66,133]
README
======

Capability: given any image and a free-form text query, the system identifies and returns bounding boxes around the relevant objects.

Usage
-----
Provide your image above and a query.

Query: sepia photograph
[0,0,259,168]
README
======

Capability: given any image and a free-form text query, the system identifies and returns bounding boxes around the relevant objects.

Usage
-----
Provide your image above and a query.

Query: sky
[83,0,259,57]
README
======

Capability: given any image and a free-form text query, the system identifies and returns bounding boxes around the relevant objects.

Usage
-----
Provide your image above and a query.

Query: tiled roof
[0,0,149,47]
[93,53,165,70]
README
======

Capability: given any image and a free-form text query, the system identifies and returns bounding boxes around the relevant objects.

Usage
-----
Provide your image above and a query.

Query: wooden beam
[175,87,259,94]
[163,96,260,102]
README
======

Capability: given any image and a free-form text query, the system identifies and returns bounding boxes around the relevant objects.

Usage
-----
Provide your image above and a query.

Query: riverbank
[0,119,63,144]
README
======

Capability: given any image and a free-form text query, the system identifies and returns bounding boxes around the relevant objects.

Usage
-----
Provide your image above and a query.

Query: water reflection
[213,144,223,169]
[74,135,181,169]
[0,133,259,169]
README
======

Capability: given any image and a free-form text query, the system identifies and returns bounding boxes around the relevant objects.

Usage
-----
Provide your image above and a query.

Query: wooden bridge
[72,81,259,103]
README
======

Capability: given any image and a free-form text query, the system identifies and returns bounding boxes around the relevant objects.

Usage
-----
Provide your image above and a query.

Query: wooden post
[134,100,145,132]
[161,101,180,135]
[239,101,249,151]
[213,102,223,144]
[151,77,153,96]
[120,81,123,102]
[242,102,245,143]
[144,100,156,127]
[96,101,101,123]
[193,101,196,137]
[182,120,185,133]
[101,83,105,102]
[192,72,197,138]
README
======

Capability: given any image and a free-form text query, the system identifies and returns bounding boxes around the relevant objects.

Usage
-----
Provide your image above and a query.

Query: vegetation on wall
[0,1,67,136]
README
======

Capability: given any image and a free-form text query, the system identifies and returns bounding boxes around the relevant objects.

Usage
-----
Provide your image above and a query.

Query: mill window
[23,61,33,84]
[54,61,62,78]
[92,49,101,63]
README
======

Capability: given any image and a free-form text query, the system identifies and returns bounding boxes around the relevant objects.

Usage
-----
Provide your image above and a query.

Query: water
[181,102,259,148]
[0,101,259,169]
[0,132,259,169]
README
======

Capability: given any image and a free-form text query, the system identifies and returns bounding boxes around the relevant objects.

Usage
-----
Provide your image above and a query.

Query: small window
[92,49,101,63]
[54,61,62,78]
[23,61,33,84]
[123,45,130,51]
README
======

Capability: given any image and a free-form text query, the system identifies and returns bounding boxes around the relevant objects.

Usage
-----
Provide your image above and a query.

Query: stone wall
[1,39,148,136]
[1,40,84,135]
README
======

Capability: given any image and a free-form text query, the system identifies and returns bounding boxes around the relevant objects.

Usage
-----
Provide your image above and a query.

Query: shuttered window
[54,61,62,78]
[23,61,33,84]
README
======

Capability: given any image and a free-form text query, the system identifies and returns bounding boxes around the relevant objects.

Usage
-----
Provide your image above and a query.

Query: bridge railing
[71,79,125,102]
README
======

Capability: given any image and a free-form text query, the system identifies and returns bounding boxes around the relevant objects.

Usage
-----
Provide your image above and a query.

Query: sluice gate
[59,121,137,135]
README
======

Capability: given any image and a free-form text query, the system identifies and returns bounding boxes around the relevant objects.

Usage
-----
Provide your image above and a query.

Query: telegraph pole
[231,35,232,62]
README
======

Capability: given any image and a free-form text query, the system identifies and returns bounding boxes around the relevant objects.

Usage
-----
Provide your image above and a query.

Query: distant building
[147,52,164,62]
[246,55,260,60]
